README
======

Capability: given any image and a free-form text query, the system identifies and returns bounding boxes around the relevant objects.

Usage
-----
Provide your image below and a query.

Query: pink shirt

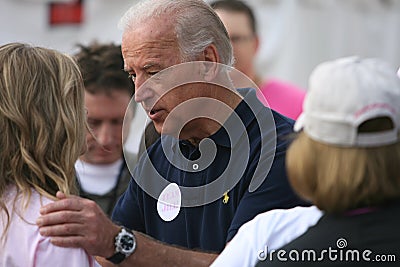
[258,79,306,120]
[0,186,101,267]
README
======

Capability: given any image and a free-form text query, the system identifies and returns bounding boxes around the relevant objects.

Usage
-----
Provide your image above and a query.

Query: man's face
[81,90,132,164]
[215,10,258,77]
[122,21,207,138]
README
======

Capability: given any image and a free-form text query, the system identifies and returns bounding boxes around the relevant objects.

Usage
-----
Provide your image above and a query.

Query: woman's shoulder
[3,187,54,241]
[2,187,100,267]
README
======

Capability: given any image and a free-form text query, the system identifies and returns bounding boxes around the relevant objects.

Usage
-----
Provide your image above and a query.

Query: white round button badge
[157,183,181,222]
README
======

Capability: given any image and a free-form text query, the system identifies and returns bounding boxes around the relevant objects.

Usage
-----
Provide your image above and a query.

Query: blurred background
[1,0,400,154]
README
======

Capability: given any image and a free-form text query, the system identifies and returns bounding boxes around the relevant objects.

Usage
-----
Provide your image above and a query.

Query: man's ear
[199,44,220,82]
[202,44,219,63]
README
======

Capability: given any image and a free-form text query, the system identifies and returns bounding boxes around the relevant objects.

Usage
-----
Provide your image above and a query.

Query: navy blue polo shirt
[112,88,308,252]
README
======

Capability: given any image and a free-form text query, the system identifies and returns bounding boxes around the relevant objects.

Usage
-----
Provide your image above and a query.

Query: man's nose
[96,124,114,146]
[134,75,156,104]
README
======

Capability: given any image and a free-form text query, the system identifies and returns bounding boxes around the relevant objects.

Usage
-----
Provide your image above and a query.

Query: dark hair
[210,0,257,34]
[74,42,134,97]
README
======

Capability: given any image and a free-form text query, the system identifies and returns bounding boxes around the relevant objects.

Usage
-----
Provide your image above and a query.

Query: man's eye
[87,119,100,128]
[149,71,158,76]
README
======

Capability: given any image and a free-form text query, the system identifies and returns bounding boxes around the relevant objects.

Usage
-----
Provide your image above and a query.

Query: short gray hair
[118,0,233,66]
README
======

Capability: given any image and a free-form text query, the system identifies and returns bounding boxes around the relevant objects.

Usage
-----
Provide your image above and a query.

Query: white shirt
[210,205,323,267]
[75,159,123,195]
[0,186,101,267]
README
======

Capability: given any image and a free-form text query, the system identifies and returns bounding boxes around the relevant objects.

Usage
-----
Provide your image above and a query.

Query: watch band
[106,252,126,264]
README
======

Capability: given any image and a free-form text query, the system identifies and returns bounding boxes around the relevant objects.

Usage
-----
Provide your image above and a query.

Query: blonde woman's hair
[286,128,400,214]
[0,43,86,236]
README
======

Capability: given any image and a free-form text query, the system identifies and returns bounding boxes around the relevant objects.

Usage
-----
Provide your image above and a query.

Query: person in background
[74,43,137,216]
[37,0,308,266]
[210,0,305,120]
[0,42,100,266]
[257,56,400,266]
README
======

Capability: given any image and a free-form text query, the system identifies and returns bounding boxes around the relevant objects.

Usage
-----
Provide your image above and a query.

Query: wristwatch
[106,227,137,264]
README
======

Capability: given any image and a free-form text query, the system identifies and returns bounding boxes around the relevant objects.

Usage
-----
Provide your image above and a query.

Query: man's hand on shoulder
[36,191,119,258]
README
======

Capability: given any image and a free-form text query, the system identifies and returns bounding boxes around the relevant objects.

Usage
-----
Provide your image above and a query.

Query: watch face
[120,235,134,252]
[116,229,136,255]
